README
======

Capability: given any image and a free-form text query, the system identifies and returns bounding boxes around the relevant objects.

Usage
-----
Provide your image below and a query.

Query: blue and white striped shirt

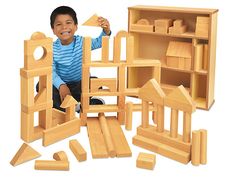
[53,31,107,89]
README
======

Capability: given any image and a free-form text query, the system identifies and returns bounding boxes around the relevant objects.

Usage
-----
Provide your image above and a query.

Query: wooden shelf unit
[128,5,218,109]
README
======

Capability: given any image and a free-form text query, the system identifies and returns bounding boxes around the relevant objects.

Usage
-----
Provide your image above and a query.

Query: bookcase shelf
[128,5,218,109]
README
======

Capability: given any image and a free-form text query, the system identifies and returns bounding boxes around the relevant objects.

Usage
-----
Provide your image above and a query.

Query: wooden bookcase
[128,5,218,109]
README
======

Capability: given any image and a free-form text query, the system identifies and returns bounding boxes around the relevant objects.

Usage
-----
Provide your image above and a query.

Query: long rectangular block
[43,118,80,146]
[69,139,87,162]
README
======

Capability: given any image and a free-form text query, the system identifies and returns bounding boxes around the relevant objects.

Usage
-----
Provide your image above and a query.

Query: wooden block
[34,88,47,105]
[200,129,207,164]
[39,74,52,101]
[130,24,154,32]
[117,95,126,125]
[125,102,133,131]
[43,118,80,146]
[155,26,168,34]
[173,19,184,27]
[21,101,53,114]
[196,16,209,24]
[53,151,68,161]
[136,152,156,170]
[139,78,165,105]
[82,66,90,92]
[174,25,187,34]
[21,111,34,142]
[170,109,179,138]
[20,76,34,107]
[83,37,91,64]
[194,44,203,71]
[118,66,126,92]
[107,117,132,157]
[203,44,208,70]
[137,126,191,153]
[164,85,196,113]
[113,36,121,63]
[10,143,41,166]
[126,36,134,64]
[102,36,109,63]
[69,139,87,162]
[191,130,200,166]
[141,101,149,128]
[90,78,117,93]
[137,19,150,25]
[99,113,116,157]
[38,108,52,129]
[154,19,173,28]
[24,33,53,70]
[183,112,192,143]
[133,135,190,164]
[82,14,99,27]
[156,105,165,133]
[87,118,109,158]
[60,95,78,122]
[20,67,52,78]
[35,160,69,171]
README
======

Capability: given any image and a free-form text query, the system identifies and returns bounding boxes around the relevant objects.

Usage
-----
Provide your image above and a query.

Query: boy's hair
[50,6,78,29]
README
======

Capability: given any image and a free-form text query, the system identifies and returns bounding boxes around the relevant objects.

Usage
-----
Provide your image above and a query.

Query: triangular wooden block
[34,88,47,104]
[165,85,196,112]
[60,95,78,108]
[139,79,165,105]
[10,143,41,166]
[82,14,99,27]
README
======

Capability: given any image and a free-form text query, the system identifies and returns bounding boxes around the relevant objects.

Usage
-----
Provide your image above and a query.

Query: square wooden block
[136,152,156,170]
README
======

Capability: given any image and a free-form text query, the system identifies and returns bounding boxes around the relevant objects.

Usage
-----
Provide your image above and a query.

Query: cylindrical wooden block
[170,109,178,138]
[35,160,69,171]
[183,112,192,143]
[125,102,133,130]
[53,151,68,161]
[98,113,116,157]
[141,101,149,128]
[200,129,207,164]
[157,105,164,133]
[191,130,201,166]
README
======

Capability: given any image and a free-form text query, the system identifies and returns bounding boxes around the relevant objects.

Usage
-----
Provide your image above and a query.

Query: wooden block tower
[20,32,53,142]
[133,79,197,164]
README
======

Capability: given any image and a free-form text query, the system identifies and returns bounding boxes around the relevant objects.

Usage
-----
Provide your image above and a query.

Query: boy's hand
[59,84,71,102]
[98,17,111,35]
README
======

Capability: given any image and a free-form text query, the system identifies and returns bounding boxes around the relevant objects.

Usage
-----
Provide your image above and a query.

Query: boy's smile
[52,14,78,45]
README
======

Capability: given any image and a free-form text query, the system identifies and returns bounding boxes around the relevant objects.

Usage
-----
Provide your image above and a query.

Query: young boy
[50,6,111,112]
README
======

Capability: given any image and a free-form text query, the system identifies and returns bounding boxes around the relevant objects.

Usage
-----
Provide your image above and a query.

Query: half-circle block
[90,78,117,93]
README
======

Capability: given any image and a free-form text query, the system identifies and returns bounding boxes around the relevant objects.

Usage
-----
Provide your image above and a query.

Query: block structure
[133,79,203,164]
[20,32,53,142]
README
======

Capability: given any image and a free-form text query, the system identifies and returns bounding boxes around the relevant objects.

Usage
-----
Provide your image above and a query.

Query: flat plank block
[69,139,87,162]
[35,160,69,171]
[53,151,68,161]
[87,118,109,158]
[137,126,191,153]
[43,119,80,146]
[10,143,41,166]
[136,152,156,170]
[107,117,132,157]
[130,24,154,32]
[133,135,190,164]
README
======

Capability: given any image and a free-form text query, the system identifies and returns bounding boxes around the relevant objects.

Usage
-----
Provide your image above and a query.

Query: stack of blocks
[195,16,209,38]
[20,32,53,142]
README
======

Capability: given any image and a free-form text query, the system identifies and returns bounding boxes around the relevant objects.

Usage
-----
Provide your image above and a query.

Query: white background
[0,0,235,176]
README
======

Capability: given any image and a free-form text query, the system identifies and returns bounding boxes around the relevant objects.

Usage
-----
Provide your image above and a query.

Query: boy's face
[52,14,78,45]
